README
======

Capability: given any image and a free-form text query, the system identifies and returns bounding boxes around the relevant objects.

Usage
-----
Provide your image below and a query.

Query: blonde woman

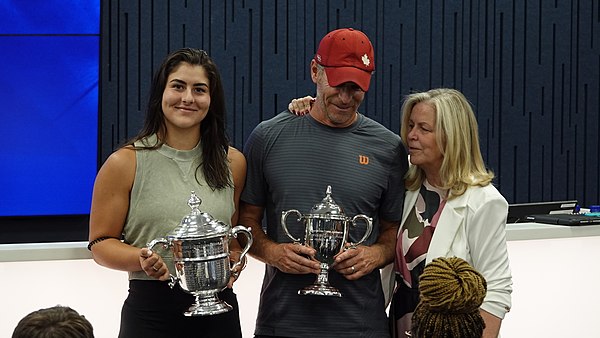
[383,88,512,338]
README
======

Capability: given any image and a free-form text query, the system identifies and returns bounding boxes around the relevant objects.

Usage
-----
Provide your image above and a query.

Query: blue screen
[0,1,99,216]
[0,1,99,34]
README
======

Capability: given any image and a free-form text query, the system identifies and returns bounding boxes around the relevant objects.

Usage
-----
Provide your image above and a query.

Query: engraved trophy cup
[281,185,372,297]
[147,191,252,316]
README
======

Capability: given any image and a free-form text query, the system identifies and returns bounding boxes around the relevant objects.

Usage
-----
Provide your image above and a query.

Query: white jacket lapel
[426,193,468,264]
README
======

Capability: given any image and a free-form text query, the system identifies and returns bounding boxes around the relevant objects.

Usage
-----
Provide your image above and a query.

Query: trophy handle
[146,238,179,288]
[230,225,253,272]
[280,209,303,243]
[347,215,373,248]
[147,238,170,252]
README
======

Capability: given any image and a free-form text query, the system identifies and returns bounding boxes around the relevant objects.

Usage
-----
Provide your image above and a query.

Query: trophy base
[298,284,342,297]
[184,297,233,316]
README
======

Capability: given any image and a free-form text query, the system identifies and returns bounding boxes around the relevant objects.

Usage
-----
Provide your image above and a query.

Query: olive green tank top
[125,134,235,280]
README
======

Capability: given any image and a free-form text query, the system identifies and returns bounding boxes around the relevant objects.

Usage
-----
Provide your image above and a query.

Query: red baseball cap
[314,28,375,91]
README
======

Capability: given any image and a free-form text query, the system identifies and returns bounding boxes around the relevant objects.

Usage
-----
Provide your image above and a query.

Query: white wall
[501,236,600,337]
[0,256,262,338]
[2,235,600,338]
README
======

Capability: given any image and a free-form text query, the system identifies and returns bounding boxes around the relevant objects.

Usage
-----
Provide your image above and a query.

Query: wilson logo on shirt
[359,155,369,165]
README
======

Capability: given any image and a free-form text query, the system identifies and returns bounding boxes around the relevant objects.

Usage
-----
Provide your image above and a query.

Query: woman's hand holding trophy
[139,247,171,281]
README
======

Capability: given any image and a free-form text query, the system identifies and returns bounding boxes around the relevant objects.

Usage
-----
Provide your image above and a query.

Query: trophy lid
[168,191,230,240]
[308,185,346,219]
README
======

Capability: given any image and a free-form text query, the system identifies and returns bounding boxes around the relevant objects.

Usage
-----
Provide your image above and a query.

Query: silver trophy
[148,191,252,316]
[281,185,372,297]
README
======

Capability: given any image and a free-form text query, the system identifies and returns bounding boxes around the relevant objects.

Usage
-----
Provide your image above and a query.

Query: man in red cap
[239,28,408,337]
[310,27,376,127]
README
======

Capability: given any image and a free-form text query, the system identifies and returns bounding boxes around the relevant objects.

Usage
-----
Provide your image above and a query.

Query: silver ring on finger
[152,265,159,271]
[351,265,356,274]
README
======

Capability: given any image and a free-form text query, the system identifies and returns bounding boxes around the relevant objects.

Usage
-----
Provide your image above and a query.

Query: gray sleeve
[241,123,267,206]
[379,139,409,222]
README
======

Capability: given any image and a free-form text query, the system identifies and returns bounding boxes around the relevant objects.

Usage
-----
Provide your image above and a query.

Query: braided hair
[411,257,487,338]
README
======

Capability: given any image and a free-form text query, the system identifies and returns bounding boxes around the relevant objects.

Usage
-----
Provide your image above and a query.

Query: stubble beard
[326,107,358,127]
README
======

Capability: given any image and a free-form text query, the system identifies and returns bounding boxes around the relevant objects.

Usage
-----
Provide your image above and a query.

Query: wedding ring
[152,265,159,271]
[351,265,356,273]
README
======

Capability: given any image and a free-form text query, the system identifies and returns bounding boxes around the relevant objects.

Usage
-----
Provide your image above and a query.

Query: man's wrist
[372,243,393,268]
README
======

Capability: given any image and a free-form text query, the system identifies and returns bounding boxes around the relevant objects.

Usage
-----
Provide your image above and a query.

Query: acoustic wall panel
[101,0,600,207]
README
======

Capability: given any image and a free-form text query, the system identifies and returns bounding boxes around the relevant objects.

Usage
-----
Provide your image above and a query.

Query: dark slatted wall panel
[101,0,600,206]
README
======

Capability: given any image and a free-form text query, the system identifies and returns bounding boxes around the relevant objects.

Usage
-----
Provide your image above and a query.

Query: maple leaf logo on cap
[361,53,370,67]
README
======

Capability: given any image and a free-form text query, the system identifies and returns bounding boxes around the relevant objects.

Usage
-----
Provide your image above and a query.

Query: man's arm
[238,202,320,274]
[333,218,399,280]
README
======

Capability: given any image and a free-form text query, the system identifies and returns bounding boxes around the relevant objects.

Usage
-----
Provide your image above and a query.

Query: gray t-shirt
[242,111,408,337]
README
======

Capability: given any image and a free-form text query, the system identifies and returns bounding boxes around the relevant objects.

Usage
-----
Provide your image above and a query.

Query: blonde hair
[411,257,487,338]
[400,88,494,198]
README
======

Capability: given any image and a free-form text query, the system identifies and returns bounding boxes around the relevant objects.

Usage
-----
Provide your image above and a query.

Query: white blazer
[382,183,513,319]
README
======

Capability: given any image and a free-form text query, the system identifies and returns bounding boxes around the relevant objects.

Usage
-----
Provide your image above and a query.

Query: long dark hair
[127,48,231,190]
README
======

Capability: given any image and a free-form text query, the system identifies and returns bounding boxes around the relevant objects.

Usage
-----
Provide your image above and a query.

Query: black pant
[119,280,242,338]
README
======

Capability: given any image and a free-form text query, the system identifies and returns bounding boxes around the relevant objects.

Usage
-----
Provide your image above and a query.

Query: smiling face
[161,62,211,133]
[406,102,444,184]
[310,60,365,127]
